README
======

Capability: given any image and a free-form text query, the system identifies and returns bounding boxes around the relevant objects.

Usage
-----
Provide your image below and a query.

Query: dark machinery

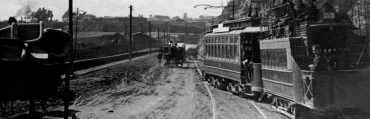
[0,21,72,116]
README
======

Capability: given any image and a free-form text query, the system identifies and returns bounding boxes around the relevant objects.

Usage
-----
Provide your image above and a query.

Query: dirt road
[70,58,213,119]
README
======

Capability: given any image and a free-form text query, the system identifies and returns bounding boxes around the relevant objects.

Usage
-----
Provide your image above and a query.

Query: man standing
[310,45,329,71]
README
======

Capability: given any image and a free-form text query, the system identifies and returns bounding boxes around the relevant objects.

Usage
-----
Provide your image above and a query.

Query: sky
[0,0,228,21]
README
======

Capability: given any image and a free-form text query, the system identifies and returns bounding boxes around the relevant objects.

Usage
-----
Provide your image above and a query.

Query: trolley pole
[149,22,151,54]
[65,0,72,119]
[129,5,133,60]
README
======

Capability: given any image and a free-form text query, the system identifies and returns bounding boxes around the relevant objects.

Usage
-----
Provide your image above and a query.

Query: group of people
[267,0,320,38]
[157,41,181,63]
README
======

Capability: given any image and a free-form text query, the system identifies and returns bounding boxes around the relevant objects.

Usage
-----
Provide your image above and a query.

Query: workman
[309,45,329,71]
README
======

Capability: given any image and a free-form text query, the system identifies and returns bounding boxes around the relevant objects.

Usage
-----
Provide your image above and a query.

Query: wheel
[235,84,243,96]
[215,78,220,89]
[227,83,234,93]
[210,77,215,86]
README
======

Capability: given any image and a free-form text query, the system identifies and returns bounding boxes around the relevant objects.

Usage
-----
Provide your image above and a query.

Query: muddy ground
[3,55,289,119]
[68,55,213,119]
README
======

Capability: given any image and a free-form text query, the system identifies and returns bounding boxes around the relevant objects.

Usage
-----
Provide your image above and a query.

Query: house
[148,15,173,22]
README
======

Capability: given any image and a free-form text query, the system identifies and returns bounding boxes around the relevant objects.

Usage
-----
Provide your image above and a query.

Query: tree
[32,7,53,22]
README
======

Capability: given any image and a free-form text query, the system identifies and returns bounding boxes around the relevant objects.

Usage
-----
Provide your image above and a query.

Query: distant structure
[183,13,188,20]
[16,4,35,22]
[172,16,181,20]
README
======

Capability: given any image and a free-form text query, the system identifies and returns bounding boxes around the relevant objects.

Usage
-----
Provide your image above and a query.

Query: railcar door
[240,33,261,83]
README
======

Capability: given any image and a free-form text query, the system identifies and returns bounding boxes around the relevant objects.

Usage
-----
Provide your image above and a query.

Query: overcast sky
[0,0,228,21]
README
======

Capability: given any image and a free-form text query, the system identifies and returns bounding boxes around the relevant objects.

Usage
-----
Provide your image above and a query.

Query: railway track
[194,60,288,119]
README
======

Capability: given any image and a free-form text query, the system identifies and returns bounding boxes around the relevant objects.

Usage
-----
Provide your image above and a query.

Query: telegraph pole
[65,0,72,119]
[232,0,235,19]
[157,27,160,48]
[149,22,151,54]
[141,23,143,33]
[74,8,79,62]
[129,5,133,60]
[163,29,166,46]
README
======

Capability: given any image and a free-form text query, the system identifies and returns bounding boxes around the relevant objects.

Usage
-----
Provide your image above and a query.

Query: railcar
[0,21,72,116]
[203,1,370,118]
[259,2,370,118]
[203,26,264,96]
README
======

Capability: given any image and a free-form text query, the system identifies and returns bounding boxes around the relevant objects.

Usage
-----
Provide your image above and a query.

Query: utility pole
[141,23,143,33]
[157,27,160,48]
[358,1,361,36]
[149,22,151,54]
[129,5,133,60]
[74,8,79,62]
[65,0,72,119]
[167,29,169,44]
[232,0,235,20]
[163,29,166,46]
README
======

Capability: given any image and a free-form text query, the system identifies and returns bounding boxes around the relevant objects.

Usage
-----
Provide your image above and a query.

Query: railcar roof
[205,27,265,37]
[241,27,265,33]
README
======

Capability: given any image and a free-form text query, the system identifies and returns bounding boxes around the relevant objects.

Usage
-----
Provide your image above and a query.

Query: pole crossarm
[194,4,226,10]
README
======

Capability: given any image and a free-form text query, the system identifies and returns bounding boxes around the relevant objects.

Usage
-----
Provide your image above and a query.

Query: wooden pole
[232,0,235,19]
[74,8,79,62]
[129,5,133,60]
[65,0,72,118]
[358,1,361,36]
[157,27,160,48]
[149,22,151,54]
[164,29,166,46]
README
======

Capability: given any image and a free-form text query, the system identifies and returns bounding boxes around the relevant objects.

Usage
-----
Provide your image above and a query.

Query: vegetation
[32,7,54,22]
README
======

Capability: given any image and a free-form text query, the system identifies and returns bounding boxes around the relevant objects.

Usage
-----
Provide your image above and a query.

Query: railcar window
[205,38,208,58]
[221,36,224,60]
[220,36,223,60]
[223,36,226,60]
[212,37,215,58]
[208,37,212,58]
[216,37,220,59]
[226,36,230,61]
[219,36,221,59]
[213,37,216,59]
[230,36,234,62]
[234,36,239,62]
[261,49,287,70]
[210,37,214,59]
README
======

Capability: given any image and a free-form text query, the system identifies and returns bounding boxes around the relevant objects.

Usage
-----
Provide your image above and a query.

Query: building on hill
[102,16,147,24]
[16,4,37,23]
[173,16,181,20]
[148,15,172,22]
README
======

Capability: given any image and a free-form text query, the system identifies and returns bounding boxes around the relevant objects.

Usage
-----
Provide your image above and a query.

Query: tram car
[0,21,72,115]
[203,2,370,119]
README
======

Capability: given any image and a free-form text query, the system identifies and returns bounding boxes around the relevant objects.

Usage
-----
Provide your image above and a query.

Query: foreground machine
[0,21,72,116]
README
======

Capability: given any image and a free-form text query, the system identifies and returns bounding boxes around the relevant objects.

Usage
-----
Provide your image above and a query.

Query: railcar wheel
[235,84,244,96]
[227,83,231,92]
[215,78,220,89]
[228,83,236,93]
[210,77,216,86]
[204,73,209,81]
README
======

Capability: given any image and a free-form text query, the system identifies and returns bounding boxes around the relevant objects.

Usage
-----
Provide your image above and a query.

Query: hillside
[217,0,369,33]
